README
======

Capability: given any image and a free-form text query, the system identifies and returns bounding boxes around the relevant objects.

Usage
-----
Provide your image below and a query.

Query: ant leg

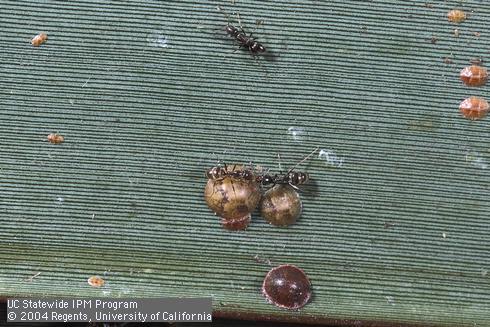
[277,153,283,174]
[289,183,301,192]
[249,19,264,36]
[236,12,246,33]
[232,43,246,53]
[252,54,269,75]
[217,6,231,23]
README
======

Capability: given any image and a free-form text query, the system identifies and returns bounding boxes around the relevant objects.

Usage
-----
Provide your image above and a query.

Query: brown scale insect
[262,264,312,310]
[460,65,488,87]
[447,9,466,24]
[260,184,302,226]
[258,148,317,227]
[459,96,489,120]
[31,32,48,47]
[47,133,64,144]
[87,275,105,288]
[204,164,261,231]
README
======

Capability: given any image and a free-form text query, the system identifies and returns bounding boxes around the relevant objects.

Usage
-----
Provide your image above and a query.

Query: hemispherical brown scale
[447,9,466,24]
[47,133,64,144]
[260,184,302,227]
[31,32,48,47]
[262,264,312,310]
[460,65,488,87]
[204,165,261,228]
[459,96,489,120]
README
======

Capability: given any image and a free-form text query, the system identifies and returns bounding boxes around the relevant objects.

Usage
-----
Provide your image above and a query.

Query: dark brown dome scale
[262,264,312,310]
[460,65,488,87]
[260,184,302,226]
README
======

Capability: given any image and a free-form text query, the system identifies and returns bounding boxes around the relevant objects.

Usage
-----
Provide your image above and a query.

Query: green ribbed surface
[0,0,489,326]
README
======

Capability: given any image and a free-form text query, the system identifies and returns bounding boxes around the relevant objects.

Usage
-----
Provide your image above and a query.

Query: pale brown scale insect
[459,97,489,120]
[460,65,488,87]
[204,164,261,230]
[47,133,64,144]
[447,9,466,23]
[87,275,105,288]
[31,32,48,47]
[260,184,302,227]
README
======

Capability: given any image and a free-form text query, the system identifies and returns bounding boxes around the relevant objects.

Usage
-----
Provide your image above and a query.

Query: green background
[0,0,489,326]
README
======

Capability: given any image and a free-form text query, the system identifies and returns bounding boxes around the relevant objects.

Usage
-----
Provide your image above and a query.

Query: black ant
[217,6,267,65]
[206,163,254,181]
[257,148,318,190]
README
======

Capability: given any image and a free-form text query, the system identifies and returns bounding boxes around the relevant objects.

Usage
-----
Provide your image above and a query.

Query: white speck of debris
[465,150,488,169]
[442,232,447,238]
[92,214,95,219]
[82,75,92,88]
[385,296,395,305]
[287,126,307,142]
[481,268,488,277]
[56,197,64,204]
[147,31,169,48]
[24,272,41,282]
[318,149,344,167]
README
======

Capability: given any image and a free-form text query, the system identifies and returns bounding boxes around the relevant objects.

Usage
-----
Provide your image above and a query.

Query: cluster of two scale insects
[204,148,317,230]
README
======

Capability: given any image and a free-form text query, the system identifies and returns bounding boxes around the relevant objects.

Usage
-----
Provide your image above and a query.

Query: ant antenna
[250,19,264,36]
[236,12,245,32]
[277,153,283,174]
[216,5,231,23]
[286,147,319,174]
[254,55,269,76]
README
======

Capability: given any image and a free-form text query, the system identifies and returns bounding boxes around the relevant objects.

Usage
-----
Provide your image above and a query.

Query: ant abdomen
[250,42,266,53]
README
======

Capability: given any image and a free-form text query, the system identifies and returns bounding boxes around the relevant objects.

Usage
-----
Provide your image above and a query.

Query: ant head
[206,166,228,179]
[205,167,218,179]
[225,25,236,34]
